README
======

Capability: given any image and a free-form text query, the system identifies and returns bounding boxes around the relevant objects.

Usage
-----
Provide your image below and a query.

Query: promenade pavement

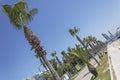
[107,40,120,80]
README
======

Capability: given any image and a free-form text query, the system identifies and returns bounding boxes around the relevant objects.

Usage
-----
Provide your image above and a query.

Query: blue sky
[0,0,120,80]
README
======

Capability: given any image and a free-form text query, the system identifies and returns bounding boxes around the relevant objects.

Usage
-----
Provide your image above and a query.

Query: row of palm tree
[2,0,105,80]
[48,27,105,79]
[69,27,100,65]
[49,43,99,79]
[37,47,83,78]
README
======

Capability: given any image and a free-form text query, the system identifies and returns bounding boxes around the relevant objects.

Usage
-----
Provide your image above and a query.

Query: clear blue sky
[0,0,120,80]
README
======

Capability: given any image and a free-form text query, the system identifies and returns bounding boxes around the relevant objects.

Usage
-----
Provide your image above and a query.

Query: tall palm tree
[71,45,98,78]
[69,27,100,65]
[2,1,61,80]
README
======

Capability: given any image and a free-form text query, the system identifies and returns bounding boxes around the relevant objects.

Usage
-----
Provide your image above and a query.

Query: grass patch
[93,54,111,80]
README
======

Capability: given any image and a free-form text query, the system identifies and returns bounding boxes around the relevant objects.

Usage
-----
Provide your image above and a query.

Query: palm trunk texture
[23,26,61,80]
[39,58,48,71]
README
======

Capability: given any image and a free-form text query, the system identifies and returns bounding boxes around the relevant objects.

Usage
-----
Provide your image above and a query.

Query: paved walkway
[75,55,99,80]
[107,40,120,80]
[75,66,92,80]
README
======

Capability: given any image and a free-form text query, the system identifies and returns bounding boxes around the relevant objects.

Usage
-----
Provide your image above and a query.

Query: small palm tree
[71,45,98,78]
[2,1,61,80]
[88,36,97,47]
[51,51,62,65]
[69,27,100,65]
[61,50,68,61]
[83,37,90,49]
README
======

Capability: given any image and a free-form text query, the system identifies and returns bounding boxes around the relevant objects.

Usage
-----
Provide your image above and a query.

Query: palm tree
[83,36,102,59]
[97,40,105,48]
[51,51,62,65]
[88,36,103,57]
[61,50,68,61]
[71,45,98,78]
[83,37,90,49]
[69,27,100,65]
[88,36,99,48]
[67,47,72,53]
[51,51,65,76]
[2,1,61,80]
[61,50,73,78]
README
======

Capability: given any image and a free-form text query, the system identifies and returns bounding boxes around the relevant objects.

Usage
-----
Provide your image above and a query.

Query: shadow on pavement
[82,72,90,78]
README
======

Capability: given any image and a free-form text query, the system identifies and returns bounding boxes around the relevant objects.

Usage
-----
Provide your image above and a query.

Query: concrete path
[75,55,99,80]
[75,66,92,80]
[107,40,120,80]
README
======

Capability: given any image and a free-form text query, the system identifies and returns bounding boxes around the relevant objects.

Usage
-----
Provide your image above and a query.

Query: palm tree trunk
[23,26,61,80]
[76,35,100,65]
[56,56,62,65]
[39,58,48,71]
[41,54,61,80]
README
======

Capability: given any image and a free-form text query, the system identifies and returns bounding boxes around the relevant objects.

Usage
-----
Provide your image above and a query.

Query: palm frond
[78,46,88,59]
[2,0,38,29]
[24,13,33,24]
[69,29,75,36]
[34,53,40,58]
[71,45,90,65]
[14,0,28,12]
[69,27,80,36]
[29,8,38,16]
[61,50,66,55]
[51,51,56,57]
[74,27,80,33]
[2,4,13,18]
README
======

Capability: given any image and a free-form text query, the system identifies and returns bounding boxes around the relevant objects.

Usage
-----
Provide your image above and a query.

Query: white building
[25,71,49,80]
